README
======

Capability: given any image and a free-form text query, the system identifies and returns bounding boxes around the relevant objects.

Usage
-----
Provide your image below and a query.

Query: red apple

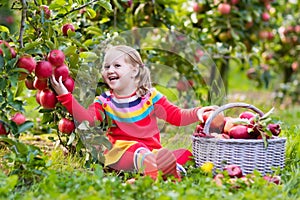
[176,80,190,92]
[36,90,41,105]
[33,77,48,90]
[54,64,69,81]
[193,2,202,13]
[239,111,256,120]
[39,89,58,109]
[17,55,36,74]
[203,110,225,133]
[11,113,26,125]
[0,122,8,135]
[262,12,270,21]
[228,125,252,139]
[194,49,204,62]
[40,5,51,19]
[0,40,16,58]
[223,117,235,134]
[58,118,75,135]
[218,3,231,15]
[62,23,75,36]
[214,173,224,186]
[267,123,281,136]
[263,175,281,185]
[231,0,239,4]
[25,77,36,90]
[35,61,53,79]
[63,76,75,92]
[224,164,243,178]
[47,49,65,67]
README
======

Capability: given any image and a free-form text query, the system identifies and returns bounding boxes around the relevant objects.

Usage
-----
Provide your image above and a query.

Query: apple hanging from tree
[40,5,51,19]
[0,40,16,58]
[11,113,26,125]
[39,89,58,109]
[35,61,53,79]
[17,55,36,74]
[33,77,48,90]
[62,23,75,36]
[218,3,231,15]
[47,49,65,67]
[54,64,69,81]
[0,122,8,135]
[58,118,75,135]
[25,77,35,90]
[63,76,75,93]
[262,12,270,22]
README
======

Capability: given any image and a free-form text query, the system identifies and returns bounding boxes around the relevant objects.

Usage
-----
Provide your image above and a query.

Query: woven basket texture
[192,136,286,175]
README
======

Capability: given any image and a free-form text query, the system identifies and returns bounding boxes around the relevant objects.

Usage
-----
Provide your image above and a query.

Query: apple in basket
[202,110,225,133]
[224,164,243,178]
[228,124,254,139]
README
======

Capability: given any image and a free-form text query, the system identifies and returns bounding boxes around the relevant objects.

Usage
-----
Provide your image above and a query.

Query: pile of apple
[16,49,76,135]
[193,109,281,140]
[213,164,281,188]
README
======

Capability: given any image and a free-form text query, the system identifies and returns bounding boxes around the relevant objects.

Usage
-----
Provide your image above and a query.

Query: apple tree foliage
[0,0,299,159]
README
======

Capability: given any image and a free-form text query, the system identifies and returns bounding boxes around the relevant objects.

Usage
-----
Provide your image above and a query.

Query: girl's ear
[131,67,139,78]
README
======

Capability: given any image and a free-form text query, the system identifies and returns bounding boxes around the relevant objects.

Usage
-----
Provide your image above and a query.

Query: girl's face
[102,49,138,96]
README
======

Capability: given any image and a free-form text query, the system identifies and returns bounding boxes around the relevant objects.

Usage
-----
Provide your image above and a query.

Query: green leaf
[64,45,77,57]
[0,78,7,90]
[17,121,34,134]
[79,52,98,62]
[86,8,97,19]
[155,85,178,102]
[0,25,10,33]
[22,41,43,52]
[67,132,76,145]
[15,81,25,98]
[98,0,113,12]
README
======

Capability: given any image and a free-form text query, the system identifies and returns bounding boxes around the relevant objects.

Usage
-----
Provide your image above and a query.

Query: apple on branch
[58,118,75,135]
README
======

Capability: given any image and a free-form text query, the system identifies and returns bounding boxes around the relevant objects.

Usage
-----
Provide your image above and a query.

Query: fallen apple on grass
[224,164,243,178]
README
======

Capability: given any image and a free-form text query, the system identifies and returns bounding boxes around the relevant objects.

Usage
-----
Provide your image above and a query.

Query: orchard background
[0,0,300,199]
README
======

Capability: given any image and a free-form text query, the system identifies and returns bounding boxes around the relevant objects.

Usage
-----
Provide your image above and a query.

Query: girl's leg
[156,148,181,181]
[109,142,158,179]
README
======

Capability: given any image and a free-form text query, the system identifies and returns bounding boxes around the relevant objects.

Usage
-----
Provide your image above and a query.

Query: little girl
[51,45,216,181]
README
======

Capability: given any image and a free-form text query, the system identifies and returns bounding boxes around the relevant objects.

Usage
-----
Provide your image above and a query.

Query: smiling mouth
[108,76,119,81]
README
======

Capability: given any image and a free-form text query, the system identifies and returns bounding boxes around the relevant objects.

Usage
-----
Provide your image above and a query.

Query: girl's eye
[104,65,110,69]
[115,64,121,68]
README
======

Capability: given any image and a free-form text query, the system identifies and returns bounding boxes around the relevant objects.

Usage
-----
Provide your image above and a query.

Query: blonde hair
[104,45,152,97]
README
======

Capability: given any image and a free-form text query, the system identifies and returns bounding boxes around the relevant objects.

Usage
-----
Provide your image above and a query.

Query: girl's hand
[50,75,68,95]
[197,105,219,123]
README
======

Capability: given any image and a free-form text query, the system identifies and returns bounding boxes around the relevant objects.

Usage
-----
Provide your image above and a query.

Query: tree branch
[18,0,27,48]
[53,0,99,21]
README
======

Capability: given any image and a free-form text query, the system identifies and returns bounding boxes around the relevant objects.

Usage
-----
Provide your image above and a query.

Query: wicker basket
[192,102,286,175]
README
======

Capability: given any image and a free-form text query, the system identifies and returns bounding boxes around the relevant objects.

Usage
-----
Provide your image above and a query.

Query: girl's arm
[50,75,103,125]
[154,96,199,126]
[57,93,103,125]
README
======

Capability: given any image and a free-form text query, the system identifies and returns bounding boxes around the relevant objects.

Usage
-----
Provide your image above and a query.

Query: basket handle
[203,102,265,135]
